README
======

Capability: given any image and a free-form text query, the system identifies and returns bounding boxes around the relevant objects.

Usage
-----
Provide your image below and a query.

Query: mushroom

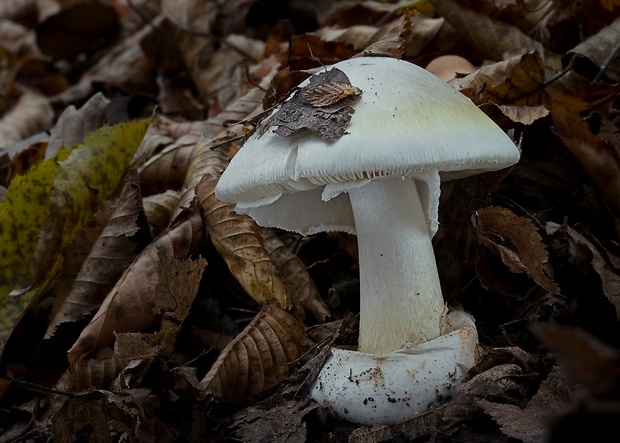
[215,57,520,424]
[425,54,476,82]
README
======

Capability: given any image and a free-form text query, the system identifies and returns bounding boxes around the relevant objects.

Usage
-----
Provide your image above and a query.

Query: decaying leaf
[261,227,330,321]
[200,303,306,402]
[259,67,361,141]
[197,176,292,309]
[473,206,560,293]
[67,209,204,363]
[6,140,47,184]
[138,142,194,195]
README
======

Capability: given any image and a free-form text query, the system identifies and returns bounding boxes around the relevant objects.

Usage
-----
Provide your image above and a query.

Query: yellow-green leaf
[0,118,150,356]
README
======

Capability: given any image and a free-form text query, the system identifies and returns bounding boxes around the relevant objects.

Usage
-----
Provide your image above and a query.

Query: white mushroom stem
[348,177,446,355]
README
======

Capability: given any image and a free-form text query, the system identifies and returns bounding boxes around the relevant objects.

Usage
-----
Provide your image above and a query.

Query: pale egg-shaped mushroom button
[425,54,476,82]
[215,57,520,425]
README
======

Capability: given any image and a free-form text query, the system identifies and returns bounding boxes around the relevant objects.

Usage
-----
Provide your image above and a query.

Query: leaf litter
[0,0,619,441]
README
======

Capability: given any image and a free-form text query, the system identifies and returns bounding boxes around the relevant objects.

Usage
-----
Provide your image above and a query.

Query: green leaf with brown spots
[0,119,150,357]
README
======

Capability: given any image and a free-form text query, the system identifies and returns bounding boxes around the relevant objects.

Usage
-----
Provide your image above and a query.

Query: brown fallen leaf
[138,142,194,195]
[199,303,306,402]
[452,51,549,108]
[170,70,273,223]
[46,171,152,340]
[67,209,205,364]
[197,176,293,309]
[473,206,559,294]
[532,323,620,443]
[261,227,330,321]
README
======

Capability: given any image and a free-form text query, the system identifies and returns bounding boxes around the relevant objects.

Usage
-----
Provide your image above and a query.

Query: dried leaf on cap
[259,67,362,141]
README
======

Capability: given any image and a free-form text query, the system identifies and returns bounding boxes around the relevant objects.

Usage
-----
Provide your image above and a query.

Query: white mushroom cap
[215,56,519,236]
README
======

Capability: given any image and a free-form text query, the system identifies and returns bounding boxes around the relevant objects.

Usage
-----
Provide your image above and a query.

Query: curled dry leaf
[473,206,560,294]
[46,171,152,339]
[138,142,194,195]
[67,209,204,363]
[197,176,292,309]
[565,16,620,83]
[199,303,306,402]
[261,227,330,321]
[6,140,47,184]
[452,51,548,108]
[142,189,181,235]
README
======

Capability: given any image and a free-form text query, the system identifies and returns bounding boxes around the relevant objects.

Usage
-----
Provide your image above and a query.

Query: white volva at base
[311,310,478,425]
